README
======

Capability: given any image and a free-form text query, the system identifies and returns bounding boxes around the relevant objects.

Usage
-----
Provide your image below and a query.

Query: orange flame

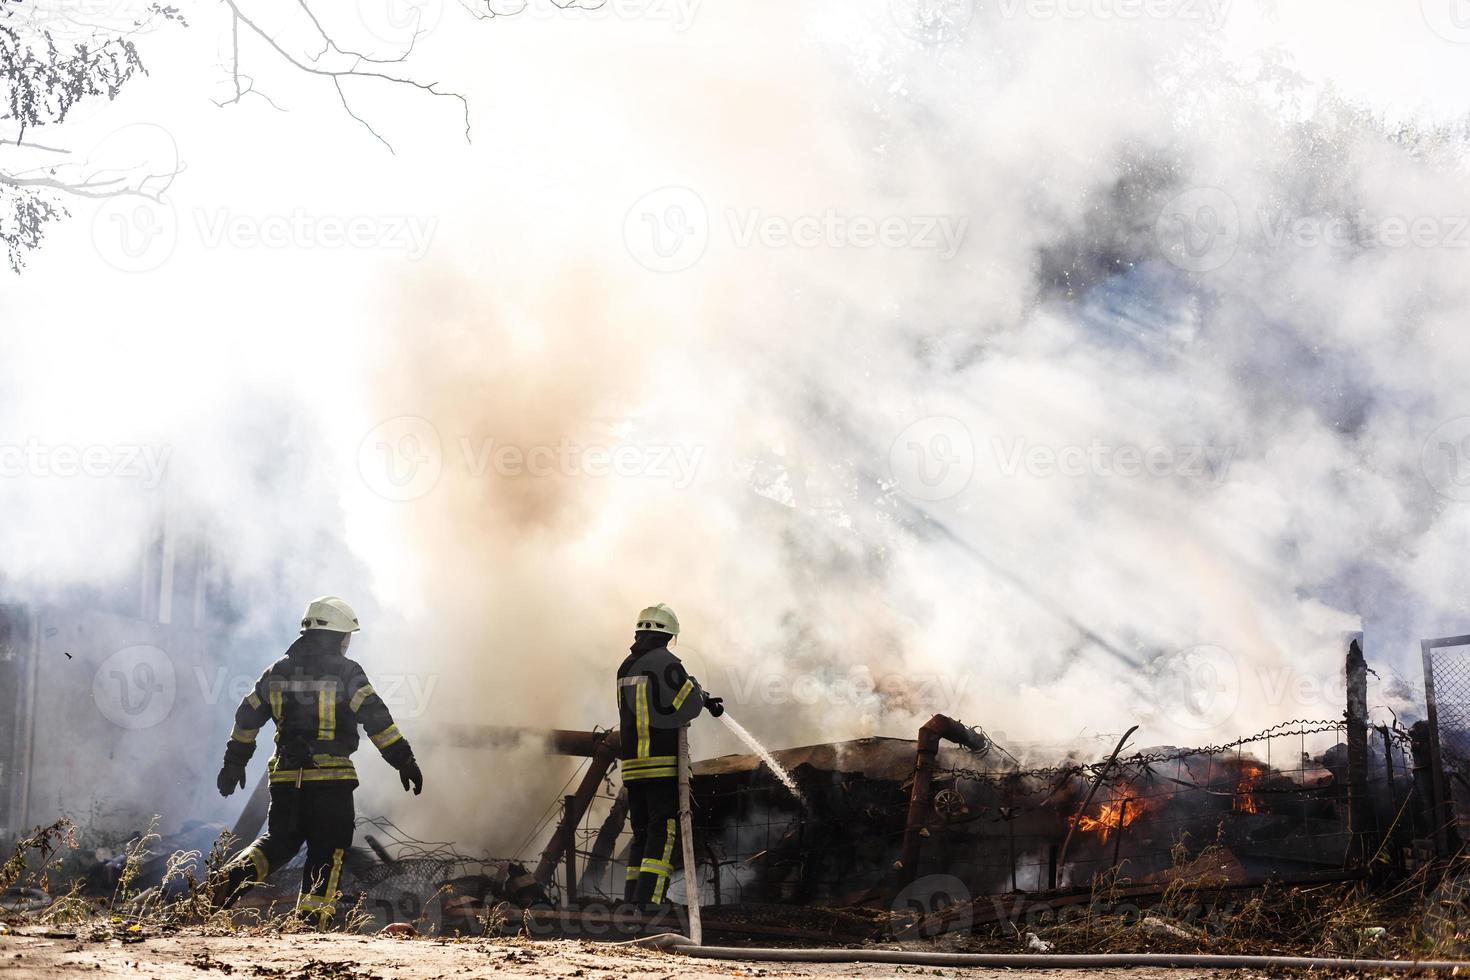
[1071,792,1156,841]
[1233,761,1267,814]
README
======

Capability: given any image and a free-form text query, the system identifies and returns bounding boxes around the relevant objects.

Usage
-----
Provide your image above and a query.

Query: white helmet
[635,603,680,636]
[300,596,361,633]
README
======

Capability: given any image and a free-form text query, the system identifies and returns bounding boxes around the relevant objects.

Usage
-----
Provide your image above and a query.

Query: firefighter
[213,596,424,925]
[616,603,722,910]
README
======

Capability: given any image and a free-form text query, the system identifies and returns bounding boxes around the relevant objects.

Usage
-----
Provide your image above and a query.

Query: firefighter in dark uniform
[616,603,722,909]
[214,596,424,924]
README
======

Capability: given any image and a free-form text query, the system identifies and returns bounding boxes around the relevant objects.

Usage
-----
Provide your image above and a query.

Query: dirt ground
[0,930,1257,980]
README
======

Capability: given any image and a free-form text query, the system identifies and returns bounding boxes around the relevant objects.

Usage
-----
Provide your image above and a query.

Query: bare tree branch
[220,0,478,152]
[333,76,393,154]
[0,1,184,271]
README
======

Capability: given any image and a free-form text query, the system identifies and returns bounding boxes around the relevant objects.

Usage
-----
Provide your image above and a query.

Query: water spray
[718,712,807,807]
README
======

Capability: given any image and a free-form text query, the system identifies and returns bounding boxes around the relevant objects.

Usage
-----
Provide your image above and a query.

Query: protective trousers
[624,779,679,905]
[220,782,354,926]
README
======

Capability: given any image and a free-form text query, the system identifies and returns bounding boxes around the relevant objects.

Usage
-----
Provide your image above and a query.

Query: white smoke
[3,0,1469,851]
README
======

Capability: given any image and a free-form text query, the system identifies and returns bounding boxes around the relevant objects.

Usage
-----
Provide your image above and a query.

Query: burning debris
[5,632,1470,970]
[1071,791,1148,842]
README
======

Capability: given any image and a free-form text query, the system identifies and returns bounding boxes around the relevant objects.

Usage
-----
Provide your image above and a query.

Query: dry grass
[1,817,372,941]
[900,832,1470,962]
[13,815,1470,961]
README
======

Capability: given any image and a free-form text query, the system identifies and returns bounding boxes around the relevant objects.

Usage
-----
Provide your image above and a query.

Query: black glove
[217,763,247,797]
[703,695,725,718]
[399,757,424,795]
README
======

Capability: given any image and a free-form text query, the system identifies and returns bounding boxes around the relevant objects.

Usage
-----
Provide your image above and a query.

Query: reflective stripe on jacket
[616,640,703,780]
[224,630,413,784]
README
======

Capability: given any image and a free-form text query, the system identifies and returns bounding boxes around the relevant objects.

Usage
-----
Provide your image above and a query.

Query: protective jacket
[222,630,414,786]
[616,634,703,781]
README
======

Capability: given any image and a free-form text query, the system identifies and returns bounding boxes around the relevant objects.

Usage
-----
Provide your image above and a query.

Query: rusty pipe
[895,715,990,886]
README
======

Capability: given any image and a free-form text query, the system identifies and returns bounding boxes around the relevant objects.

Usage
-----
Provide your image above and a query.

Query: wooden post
[1345,634,1373,868]
[1008,813,1018,893]
[678,726,702,945]
[1111,798,1128,871]
[1378,724,1396,796]
[562,795,578,905]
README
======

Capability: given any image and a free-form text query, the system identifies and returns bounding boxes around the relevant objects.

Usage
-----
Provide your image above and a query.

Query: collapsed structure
[144,632,1462,944]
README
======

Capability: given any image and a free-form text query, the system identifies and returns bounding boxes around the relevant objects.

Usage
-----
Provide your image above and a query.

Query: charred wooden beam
[1345,633,1373,868]
[422,724,612,757]
[533,728,620,886]
[562,795,579,904]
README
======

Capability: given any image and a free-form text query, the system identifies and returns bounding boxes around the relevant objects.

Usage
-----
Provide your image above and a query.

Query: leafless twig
[218,0,487,153]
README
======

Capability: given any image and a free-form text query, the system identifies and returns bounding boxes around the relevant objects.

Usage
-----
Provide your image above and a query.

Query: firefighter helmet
[635,603,680,636]
[300,596,361,633]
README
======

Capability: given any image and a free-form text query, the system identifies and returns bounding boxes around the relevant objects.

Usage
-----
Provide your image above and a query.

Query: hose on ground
[674,944,1470,972]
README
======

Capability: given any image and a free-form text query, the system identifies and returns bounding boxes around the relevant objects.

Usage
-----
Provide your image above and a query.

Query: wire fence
[1426,641,1470,838]
[549,719,1425,909]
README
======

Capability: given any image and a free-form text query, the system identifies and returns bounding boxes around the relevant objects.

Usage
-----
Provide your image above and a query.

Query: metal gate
[1422,634,1470,851]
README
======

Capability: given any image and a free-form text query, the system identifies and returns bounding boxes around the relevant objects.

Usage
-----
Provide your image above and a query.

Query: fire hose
[666,945,1470,972]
